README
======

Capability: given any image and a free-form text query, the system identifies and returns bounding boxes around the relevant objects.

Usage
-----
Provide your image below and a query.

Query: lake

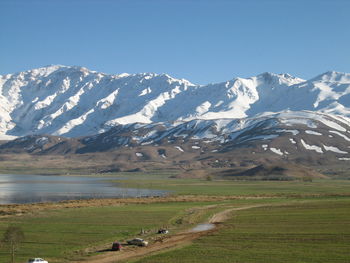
[0,174,166,204]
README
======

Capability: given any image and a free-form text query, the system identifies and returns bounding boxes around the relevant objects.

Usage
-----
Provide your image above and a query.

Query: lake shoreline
[0,173,167,204]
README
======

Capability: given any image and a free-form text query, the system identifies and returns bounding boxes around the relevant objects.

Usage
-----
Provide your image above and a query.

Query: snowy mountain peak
[26,65,89,77]
[312,71,350,83]
[0,66,350,137]
[28,65,62,77]
[256,72,305,86]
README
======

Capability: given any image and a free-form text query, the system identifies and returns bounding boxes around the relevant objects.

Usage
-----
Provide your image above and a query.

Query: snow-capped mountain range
[1,65,350,139]
[2,65,350,169]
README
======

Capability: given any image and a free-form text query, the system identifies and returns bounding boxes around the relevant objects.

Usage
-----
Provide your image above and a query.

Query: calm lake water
[0,174,166,204]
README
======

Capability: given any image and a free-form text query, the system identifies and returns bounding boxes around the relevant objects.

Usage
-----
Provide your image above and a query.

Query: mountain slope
[2,110,350,164]
[1,66,350,137]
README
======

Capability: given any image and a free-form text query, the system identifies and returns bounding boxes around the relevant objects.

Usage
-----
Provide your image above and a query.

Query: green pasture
[116,177,350,196]
[0,201,222,263]
[135,198,350,263]
[0,172,349,263]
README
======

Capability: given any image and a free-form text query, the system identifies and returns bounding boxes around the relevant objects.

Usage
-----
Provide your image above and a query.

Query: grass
[0,200,231,263]
[0,171,349,263]
[116,177,350,197]
[134,198,350,263]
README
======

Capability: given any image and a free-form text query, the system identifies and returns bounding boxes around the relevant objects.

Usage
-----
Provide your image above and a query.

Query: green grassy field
[117,177,350,196]
[134,198,350,263]
[0,174,349,263]
[0,201,224,263]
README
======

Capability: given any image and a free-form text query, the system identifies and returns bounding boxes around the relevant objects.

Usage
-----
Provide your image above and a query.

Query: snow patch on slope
[270,147,283,156]
[300,139,323,153]
[329,130,350,141]
[305,130,322,136]
[323,145,348,154]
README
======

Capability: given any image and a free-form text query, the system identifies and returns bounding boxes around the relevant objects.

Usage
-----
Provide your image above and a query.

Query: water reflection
[0,174,165,204]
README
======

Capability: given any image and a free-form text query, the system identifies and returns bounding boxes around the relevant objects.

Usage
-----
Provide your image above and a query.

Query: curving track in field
[73,204,267,263]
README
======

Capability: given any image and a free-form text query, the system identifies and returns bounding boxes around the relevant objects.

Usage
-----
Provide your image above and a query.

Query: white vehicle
[127,238,148,247]
[27,258,48,263]
[158,228,169,234]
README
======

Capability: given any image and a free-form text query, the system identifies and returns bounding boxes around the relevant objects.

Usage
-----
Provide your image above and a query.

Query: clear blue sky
[1,0,349,84]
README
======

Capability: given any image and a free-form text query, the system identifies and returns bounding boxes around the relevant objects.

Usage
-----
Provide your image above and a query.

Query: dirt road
[72,204,266,263]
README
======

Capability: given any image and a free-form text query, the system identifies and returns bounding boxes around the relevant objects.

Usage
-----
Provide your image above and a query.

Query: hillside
[1,66,350,137]
[1,66,350,178]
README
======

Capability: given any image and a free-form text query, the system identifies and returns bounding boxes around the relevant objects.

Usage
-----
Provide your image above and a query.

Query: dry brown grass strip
[1,193,349,217]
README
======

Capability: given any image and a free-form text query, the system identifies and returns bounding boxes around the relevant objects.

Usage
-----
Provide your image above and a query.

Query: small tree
[206,175,213,181]
[1,226,25,263]
[302,176,313,182]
